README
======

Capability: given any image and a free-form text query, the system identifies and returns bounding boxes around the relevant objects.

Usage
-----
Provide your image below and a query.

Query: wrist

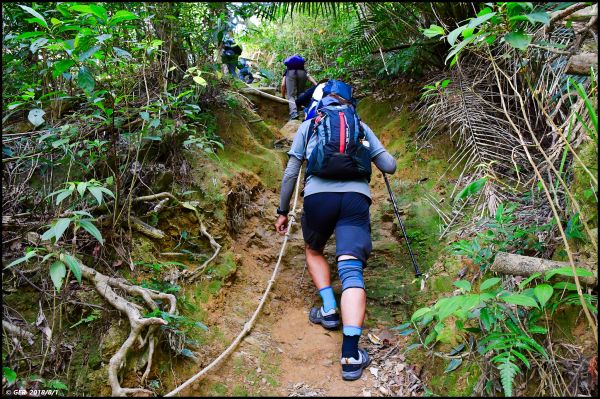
[276,207,289,216]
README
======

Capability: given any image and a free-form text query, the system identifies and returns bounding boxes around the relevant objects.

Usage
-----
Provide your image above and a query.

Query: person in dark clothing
[221,38,243,77]
[238,58,254,83]
[280,54,317,120]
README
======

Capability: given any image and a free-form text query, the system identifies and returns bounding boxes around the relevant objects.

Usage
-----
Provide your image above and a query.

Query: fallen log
[566,53,598,75]
[490,252,597,286]
[239,86,291,105]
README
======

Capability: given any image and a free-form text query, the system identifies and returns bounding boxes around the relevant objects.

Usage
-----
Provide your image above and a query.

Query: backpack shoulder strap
[304,113,323,158]
[355,113,366,139]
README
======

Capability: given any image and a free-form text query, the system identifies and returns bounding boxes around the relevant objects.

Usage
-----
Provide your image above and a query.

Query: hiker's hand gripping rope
[165,166,303,397]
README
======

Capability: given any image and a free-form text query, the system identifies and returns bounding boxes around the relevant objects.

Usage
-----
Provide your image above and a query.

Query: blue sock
[319,286,337,313]
[342,325,362,359]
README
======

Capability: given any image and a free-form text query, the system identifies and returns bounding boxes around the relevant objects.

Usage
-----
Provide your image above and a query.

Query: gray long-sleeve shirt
[279,117,397,212]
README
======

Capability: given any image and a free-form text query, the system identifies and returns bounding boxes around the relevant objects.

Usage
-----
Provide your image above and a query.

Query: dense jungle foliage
[2,2,598,397]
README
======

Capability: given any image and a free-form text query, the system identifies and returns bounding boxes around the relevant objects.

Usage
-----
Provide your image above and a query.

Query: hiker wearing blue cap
[280,54,318,120]
[275,79,397,381]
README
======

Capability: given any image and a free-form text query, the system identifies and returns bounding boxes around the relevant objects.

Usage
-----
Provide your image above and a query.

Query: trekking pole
[382,173,422,278]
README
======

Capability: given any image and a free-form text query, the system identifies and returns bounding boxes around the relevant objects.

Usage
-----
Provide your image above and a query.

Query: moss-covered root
[80,262,176,397]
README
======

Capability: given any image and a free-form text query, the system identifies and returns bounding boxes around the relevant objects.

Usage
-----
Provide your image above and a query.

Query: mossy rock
[131,235,158,264]
[99,322,129,362]
[428,358,481,396]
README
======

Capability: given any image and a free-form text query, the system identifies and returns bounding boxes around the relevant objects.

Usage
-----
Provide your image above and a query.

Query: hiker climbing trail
[160,85,452,397]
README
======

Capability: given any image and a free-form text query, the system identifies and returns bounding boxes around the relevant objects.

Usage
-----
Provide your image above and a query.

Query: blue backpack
[284,54,305,70]
[305,102,372,181]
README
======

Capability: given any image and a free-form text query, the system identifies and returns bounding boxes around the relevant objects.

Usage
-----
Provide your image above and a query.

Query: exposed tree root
[80,263,176,397]
[133,192,221,280]
[2,320,34,345]
[130,216,166,239]
[182,220,221,282]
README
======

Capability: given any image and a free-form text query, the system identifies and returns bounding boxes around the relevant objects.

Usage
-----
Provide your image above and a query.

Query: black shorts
[301,192,372,264]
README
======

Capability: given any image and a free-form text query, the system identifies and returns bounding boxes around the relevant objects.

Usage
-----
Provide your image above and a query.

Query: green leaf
[3,367,17,385]
[76,182,88,197]
[55,218,72,241]
[19,5,48,28]
[45,379,68,390]
[89,4,108,23]
[445,358,463,373]
[528,325,547,334]
[96,33,112,43]
[565,213,585,240]
[70,4,94,14]
[454,177,487,202]
[501,293,539,308]
[87,186,104,205]
[453,280,472,292]
[504,31,532,50]
[62,253,82,283]
[140,111,150,121]
[49,261,67,291]
[411,307,431,321]
[98,187,115,198]
[55,189,73,205]
[77,66,95,92]
[480,277,501,291]
[545,266,594,280]
[517,272,541,289]
[78,45,100,62]
[193,75,207,86]
[422,24,445,38]
[4,250,38,269]
[447,25,467,46]
[498,358,519,397]
[391,322,412,331]
[480,307,492,330]
[16,31,45,40]
[552,282,577,291]
[522,11,550,25]
[78,219,104,245]
[113,46,132,59]
[108,10,139,27]
[52,59,75,78]
[467,12,497,29]
[477,7,493,17]
[571,78,598,135]
[28,108,46,127]
[30,37,48,53]
[533,284,553,308]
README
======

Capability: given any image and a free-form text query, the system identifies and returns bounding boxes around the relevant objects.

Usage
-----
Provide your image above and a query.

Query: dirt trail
[176,116,406,397]
[179,189,382,396]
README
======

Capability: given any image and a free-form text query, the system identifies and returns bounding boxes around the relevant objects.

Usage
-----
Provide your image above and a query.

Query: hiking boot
[340,347,371,381]
[308,306,340,329]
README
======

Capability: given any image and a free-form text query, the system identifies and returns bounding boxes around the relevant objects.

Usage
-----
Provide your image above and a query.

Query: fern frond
[497,355,520,397]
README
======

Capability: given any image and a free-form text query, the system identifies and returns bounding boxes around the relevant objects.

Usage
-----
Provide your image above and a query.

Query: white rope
[165,168,304,397]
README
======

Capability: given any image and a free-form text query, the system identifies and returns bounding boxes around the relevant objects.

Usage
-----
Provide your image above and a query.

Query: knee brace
[338,259,365,291]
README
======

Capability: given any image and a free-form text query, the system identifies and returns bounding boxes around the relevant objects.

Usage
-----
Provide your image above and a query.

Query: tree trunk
[152,3,188,82]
